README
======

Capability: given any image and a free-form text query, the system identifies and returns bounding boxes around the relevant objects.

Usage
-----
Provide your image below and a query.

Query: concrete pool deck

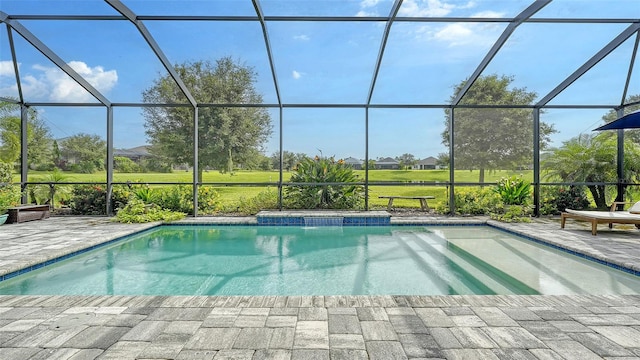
[0,216,639,359]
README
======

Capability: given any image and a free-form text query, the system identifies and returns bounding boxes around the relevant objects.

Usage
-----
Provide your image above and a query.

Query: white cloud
[0,61,17,77]
[356,10,377,17]
[357,0,383,16]
[433,23,474,43]
[292,70,302,80]
[19,74,49,99]
[294,34,310,41]
[415,21,501,47]
[28,61,117,102]
[399,0,454,17]
[398,0,476,17]
[360,0,380,7]
[471,10,505,18]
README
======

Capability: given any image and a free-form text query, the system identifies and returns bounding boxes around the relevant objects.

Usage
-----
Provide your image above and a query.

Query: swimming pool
[1,225,639,295]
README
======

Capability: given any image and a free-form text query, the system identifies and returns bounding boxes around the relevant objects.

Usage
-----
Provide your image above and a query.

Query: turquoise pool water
[1,225,640,295]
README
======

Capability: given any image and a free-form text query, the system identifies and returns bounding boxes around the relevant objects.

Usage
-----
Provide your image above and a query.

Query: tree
[441,74,556,183]
[59,133,106,173]
[31,167,72,209]
[395,153,417,169]
[542,133,640,209]
[436,152,449,168]
[237,149,271,171]
[601,94,640,143]
[271,151,307,171]
[143,57,272,181]
[0,102,52,167]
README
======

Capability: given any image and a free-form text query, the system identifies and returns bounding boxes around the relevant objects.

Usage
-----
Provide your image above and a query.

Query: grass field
[18,169,533,210]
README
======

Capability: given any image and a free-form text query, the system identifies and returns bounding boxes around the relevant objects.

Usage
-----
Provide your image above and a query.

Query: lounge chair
[561,201,640,235]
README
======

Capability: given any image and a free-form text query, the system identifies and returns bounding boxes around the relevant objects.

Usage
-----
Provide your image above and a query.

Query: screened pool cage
[1,0,640,216]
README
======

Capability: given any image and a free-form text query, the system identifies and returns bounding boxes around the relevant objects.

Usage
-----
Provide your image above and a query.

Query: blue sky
[1,0,639,161]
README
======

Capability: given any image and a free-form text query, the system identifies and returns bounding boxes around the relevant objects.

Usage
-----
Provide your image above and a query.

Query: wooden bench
[378,196,435,211]
[7,204,51,224]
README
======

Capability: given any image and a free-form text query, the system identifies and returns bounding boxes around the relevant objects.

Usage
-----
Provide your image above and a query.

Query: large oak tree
[441,75,556,183]
[142,57,272,181]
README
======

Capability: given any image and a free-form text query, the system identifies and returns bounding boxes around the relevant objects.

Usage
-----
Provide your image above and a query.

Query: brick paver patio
[0,216,639,359]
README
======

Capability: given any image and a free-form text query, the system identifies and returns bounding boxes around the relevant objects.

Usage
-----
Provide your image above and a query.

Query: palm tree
[543,133,640,209]
[34,168,72,210]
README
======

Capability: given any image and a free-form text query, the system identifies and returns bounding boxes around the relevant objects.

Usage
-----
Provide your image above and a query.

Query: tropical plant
[285,155,364,209]
[131,184,157,203]
[543,133,640,209]
[493,175,531,205]
[37,168,72,210]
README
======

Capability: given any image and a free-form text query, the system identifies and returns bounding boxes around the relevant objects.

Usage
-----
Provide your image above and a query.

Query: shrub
[139,157,173,173]
[114,156,141,173]
[70,161,99,174]
[490,205,532,223]
[32,163,55,171]
[539,186,591,215]
[285,155,364,209]
[237,188,278,215]
[70,185,107,215]
[155,185,221,215]
[197,186,221,214]
[0,185,20,214]
[493,175,531,205]
[435,187,502,215]
[0,162,12,185]
[111,185,133,212]
[114,198,185,223]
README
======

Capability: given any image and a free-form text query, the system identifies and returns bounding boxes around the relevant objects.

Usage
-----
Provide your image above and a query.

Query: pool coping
[1,216,640,285]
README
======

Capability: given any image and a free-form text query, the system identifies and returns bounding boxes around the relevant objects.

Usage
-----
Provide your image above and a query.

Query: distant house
[375,157,400,170]
[413,156,438,170]
[114,145,152,162]
[343,157,363,170]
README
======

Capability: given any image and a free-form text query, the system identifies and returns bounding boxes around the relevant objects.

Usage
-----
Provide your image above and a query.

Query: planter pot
[0,214,7,225]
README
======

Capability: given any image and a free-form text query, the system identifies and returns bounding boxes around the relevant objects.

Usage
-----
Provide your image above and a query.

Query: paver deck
[0,216,639,359]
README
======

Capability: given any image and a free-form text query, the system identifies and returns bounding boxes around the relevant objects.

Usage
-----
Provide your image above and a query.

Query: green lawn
[18,169,532,210]
[21,169,532,183]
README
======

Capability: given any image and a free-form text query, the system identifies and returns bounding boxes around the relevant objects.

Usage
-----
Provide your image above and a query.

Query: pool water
[1,225,640,295]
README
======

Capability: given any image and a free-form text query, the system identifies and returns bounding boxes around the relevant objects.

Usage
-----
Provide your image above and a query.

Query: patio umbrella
[593,109,640,131]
